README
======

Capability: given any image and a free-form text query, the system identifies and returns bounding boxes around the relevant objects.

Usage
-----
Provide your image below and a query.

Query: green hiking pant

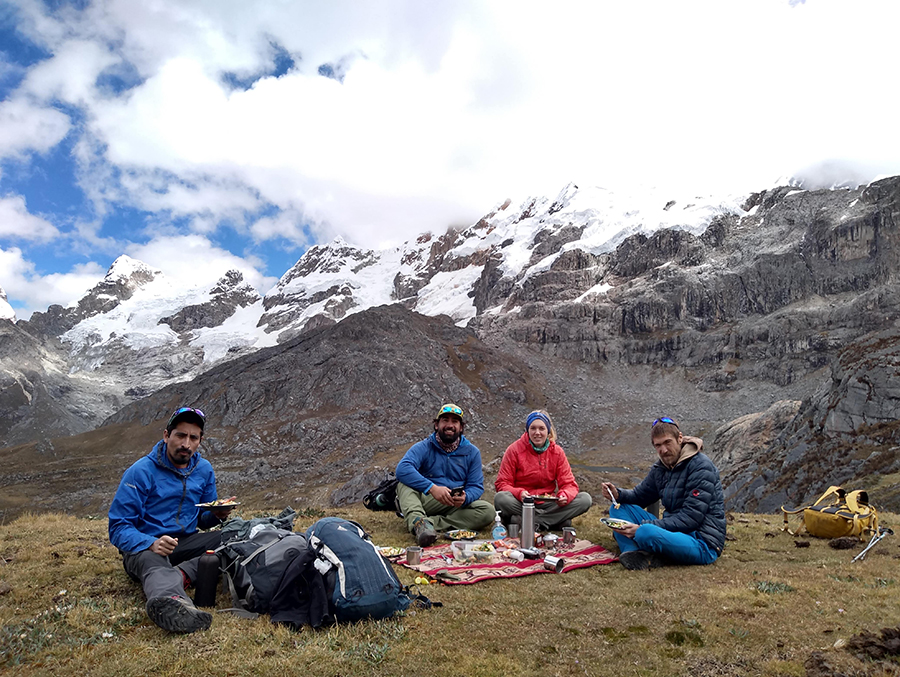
[397,482,495,533]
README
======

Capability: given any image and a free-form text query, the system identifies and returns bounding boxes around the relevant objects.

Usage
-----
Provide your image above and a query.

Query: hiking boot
[647,553,667,569]
[619,550,652,571]
[147,595,213,633]
[411,517,437,547]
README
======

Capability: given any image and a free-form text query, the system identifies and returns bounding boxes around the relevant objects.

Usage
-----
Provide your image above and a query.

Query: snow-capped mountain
[0,286,15,322]
[22,182,747,392]
[260,183,746,337]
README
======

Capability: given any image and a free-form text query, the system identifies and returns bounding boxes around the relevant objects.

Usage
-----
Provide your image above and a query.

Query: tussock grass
[2,508,899,676]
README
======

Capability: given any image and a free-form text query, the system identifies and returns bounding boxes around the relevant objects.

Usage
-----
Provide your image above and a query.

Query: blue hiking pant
[610,503,718,566]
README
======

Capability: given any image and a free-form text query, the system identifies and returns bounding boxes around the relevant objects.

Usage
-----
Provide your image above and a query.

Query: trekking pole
[851,527,893,563]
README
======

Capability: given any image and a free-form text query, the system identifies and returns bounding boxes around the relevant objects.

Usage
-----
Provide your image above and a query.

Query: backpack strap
[781,505,807,535]
[216,535,287,617]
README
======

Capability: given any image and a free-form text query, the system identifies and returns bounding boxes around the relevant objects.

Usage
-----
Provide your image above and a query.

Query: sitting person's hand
[209,506,235,521]
[150,535,178,556]
[430,485,455,506]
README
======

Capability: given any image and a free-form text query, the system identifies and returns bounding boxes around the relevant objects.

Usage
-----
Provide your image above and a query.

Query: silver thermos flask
[521,495,535,550]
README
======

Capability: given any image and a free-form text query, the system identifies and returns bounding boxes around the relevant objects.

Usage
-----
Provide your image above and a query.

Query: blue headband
[525,411,552,431]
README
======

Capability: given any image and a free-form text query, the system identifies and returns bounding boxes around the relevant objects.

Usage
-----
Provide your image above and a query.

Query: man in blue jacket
[396,403,494,546]
[601,417,727,571]
[109,407,233,633]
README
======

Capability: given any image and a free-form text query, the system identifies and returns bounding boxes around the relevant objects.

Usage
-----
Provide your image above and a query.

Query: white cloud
[0,246,105,319]
[0,97,70,159]
[3,0,900,266]
[249,210,308,243]
[125,234,276,293]
[20,39,119,105]
[0,195,60,240]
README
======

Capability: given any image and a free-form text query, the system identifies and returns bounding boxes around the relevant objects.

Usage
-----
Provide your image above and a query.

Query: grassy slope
[1,506,899,677]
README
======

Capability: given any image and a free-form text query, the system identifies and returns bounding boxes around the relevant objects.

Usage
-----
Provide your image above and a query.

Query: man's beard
[437,428,459,444]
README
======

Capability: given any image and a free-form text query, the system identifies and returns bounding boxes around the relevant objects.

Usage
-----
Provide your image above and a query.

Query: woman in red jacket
[494,410,592,531]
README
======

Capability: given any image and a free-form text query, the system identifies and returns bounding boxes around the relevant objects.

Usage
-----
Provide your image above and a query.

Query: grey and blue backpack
[305,517,411,622]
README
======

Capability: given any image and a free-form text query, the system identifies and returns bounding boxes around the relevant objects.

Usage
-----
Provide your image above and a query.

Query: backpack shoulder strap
[781,504,807,535]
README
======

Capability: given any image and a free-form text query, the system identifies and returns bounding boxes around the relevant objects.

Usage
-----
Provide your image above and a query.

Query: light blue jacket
[396,433,485,505]
[108,440,220,554]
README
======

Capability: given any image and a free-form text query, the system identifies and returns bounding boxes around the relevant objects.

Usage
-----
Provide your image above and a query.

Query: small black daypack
[363,475,401,515]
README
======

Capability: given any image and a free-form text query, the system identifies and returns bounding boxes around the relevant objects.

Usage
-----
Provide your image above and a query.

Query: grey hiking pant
[494,491,593,530]
[121,531,223,601]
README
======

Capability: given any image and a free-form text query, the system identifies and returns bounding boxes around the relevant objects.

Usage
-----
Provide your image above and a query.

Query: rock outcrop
[711,329,900,512]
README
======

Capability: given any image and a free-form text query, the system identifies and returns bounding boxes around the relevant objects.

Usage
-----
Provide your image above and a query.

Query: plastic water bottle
[193,550,220,607]
[492,510,508,540]
[521,496,535,550]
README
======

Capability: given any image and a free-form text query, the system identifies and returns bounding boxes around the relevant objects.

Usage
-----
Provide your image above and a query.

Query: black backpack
[218,527,331,628]
[363,476,401,515]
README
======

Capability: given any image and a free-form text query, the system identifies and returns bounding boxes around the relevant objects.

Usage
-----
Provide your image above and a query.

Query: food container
[451,540,494,562]
[472,548,495,563]
[543,534,559,547]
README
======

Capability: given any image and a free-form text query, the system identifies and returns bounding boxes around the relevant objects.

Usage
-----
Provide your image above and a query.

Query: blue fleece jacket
[108,440,220,554]
[395,433,485,505]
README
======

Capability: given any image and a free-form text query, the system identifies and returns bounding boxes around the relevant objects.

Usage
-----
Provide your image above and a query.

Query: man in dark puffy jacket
[601,417,726,571]
[109,407,234,632]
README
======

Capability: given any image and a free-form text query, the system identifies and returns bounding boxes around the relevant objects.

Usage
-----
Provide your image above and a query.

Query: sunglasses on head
[652,417,679,428]
[437,404,463,418]
[168,407,205,427]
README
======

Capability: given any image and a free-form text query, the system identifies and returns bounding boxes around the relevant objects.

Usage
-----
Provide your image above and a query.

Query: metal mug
[508,523,520,539]
[406,546,422,566]
[562,527,576,544]
[543,555,565,573]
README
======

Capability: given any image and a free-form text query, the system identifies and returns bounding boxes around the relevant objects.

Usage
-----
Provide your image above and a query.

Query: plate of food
[378,546,406,558]
[445,529,478,540]
[195,496,240,508]
[600,517,636,530]
[531,494,558,501]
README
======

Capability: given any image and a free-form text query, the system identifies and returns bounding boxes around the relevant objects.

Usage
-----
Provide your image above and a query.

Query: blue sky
[1,0,899,319]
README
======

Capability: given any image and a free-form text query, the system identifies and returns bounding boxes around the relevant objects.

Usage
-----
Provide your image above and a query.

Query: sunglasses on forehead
[652,417,679,428]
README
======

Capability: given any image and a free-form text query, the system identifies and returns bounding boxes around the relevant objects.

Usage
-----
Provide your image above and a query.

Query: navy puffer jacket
[617,443,727,554]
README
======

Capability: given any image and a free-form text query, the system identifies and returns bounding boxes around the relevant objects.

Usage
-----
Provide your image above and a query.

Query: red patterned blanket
[394,538,618,585]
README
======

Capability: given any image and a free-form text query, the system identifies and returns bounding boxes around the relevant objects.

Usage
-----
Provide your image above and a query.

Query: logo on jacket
[692,489,700,497]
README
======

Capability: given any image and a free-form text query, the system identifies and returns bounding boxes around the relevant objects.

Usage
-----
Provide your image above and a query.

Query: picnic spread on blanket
[388,537,618,584]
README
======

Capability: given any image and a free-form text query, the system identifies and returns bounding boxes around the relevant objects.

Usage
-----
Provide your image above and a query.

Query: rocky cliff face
[476,178,900,394]
[0,320,122,447]
[710,328,900,512]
